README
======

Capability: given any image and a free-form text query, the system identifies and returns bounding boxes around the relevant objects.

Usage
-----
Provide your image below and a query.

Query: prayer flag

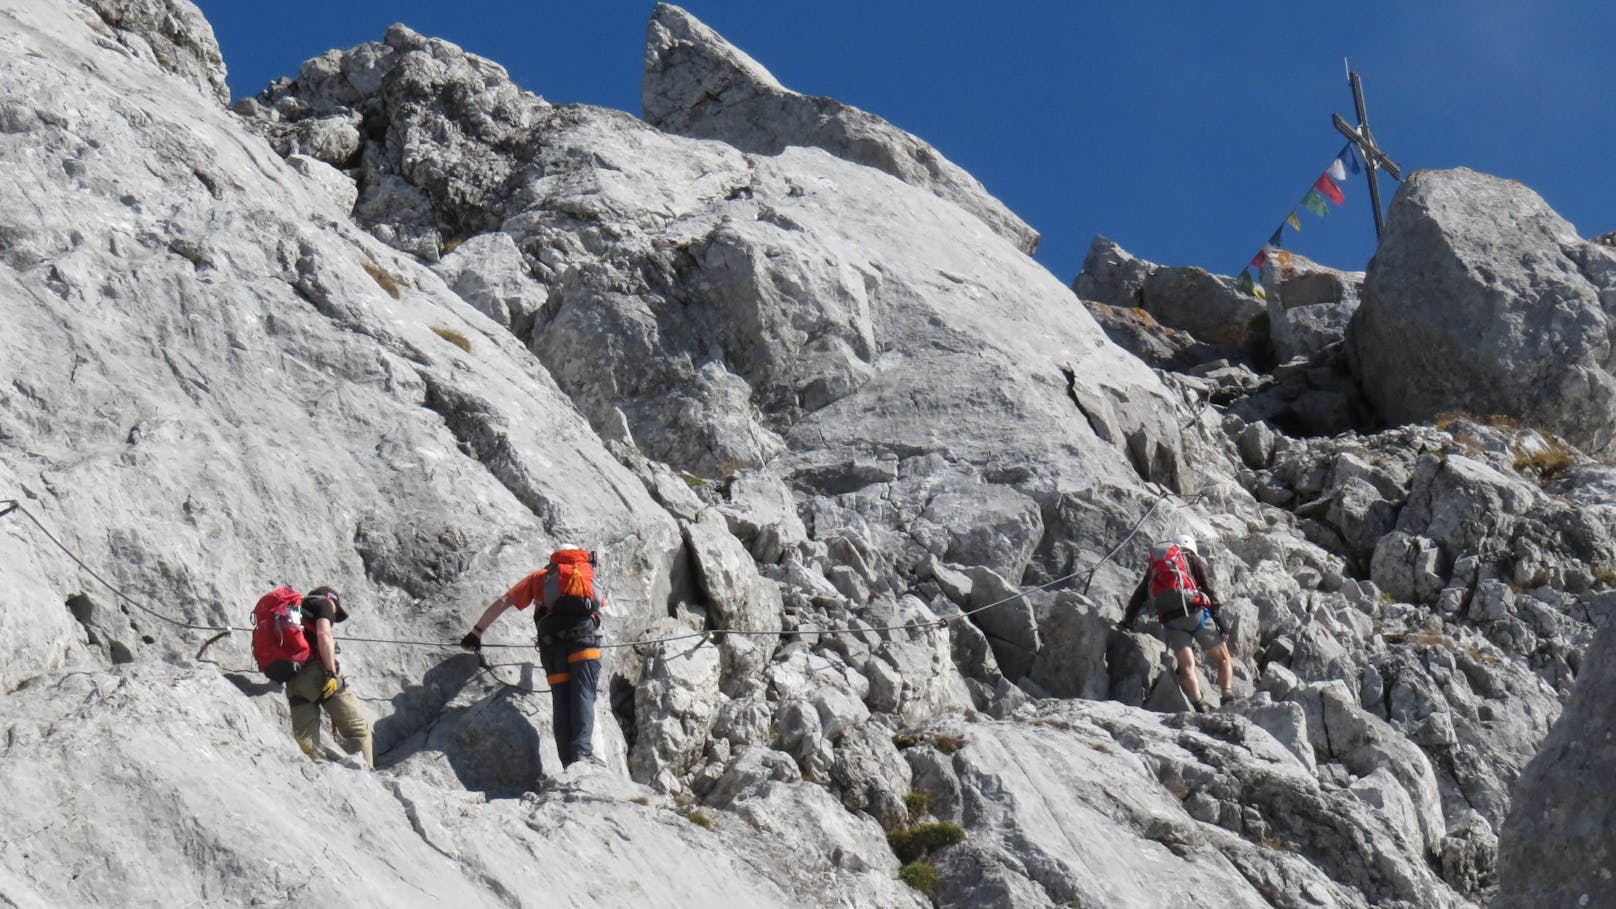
[1286,211,1302,231]
[1268,227,1284,248]
[1327,158,1347,181]
[1237,269,1255,294]
[1250,250,1267,268]
[1302,190,1329,217]
[1314,174,1345,205]
[1346,145,1363,174]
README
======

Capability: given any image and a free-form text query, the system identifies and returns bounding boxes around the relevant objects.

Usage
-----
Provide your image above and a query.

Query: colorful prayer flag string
[1237,269,1260,297]
[1234,143,1360,298]
[1313,174,1344,205]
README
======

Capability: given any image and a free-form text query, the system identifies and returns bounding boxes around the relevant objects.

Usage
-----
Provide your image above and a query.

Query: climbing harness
[1,485,1210,696]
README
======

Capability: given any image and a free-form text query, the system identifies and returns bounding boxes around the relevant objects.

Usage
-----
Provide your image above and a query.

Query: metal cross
[1332,63,1401,239]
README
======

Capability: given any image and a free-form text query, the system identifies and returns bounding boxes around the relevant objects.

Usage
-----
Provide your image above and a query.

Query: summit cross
[1332,65,1402,240]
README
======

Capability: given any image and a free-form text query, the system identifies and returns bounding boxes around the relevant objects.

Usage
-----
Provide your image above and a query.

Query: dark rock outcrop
[1494,622,1616,908]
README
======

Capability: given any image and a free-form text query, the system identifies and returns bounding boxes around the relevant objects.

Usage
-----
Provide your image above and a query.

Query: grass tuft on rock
[898,861,939,898]
[362,259,402,298]
[1512,436,1577,482]
[893,731,966,754]
[903,789,929,823]
[685,809,713,829]
[887,821,964,864]
[431,325,472,352]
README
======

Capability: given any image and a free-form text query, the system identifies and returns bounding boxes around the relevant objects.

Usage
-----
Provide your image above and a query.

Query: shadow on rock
[377,653,546,797]
[430,689,545,797]
[222,672,281,698]
[374,653,481,753]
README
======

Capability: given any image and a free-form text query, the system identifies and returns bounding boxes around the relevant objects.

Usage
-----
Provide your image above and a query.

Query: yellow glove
[320,675,341,700]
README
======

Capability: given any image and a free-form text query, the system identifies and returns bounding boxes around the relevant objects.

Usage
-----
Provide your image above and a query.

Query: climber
[461,546,604,768]
[1118,534,1235,713]
[256,585,374,768]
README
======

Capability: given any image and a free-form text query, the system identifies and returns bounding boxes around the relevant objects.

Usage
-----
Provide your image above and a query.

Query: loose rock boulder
[1259,250,1362,363]
[1073,235,1265,351]
[1351,167,1616,452]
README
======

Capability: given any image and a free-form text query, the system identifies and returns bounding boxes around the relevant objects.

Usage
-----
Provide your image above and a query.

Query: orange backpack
[540,549,601,618]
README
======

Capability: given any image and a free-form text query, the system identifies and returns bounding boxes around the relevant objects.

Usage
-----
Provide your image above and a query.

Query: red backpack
[540,549,602,618]
[252,587,310,682]
[1146,542,1206,618]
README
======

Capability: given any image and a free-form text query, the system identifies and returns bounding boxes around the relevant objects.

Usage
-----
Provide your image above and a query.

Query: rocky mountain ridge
[0,2,1610,907]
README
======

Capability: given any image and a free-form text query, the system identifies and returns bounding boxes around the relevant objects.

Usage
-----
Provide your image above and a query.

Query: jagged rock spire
[642,3,1040,255]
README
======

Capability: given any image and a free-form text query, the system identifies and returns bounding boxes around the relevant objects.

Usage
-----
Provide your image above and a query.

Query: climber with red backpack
[1119,534,1235,713]
[460,545,604,768]
[252,585,373,768]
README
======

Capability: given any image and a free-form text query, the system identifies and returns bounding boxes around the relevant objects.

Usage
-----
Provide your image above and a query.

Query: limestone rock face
[641,3,1039,255]
[4,1,1614,906]
[1351,167,1616,452]
[238,23,548,259]
[81,0,229,105]
[234,12,1192,603]
[1079,299,1216,370]
[0,0,686,789]
[1260,250,1362,362]
[919,703,1470,909]
[0,664,925,908]
[1494,623,1616,909]
[431,232,548,332]
[1073,234,1265,350]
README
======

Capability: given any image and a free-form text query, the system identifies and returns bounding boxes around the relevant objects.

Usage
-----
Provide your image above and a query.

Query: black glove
[460,630,483,653]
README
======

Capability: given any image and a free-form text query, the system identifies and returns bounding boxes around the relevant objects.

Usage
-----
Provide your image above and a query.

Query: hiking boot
[1220,687,1237,703]
[1191,699,1211,714]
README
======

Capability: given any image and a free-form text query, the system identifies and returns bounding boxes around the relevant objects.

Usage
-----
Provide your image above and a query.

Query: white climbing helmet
[1172,533,1198,555]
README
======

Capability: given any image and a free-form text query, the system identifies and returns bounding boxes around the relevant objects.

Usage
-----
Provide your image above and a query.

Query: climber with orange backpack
[461,546,604,768]
[1119,534,1235,713]
[252,585,374,768]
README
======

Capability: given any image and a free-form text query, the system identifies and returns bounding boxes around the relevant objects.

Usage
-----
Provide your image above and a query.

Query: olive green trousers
[287,661,374,769]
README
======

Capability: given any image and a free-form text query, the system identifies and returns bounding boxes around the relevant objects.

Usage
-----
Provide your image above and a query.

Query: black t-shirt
[300,594,338,637]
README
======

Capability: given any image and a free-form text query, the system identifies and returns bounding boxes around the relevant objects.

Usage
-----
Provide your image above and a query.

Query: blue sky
[199,1,1613,282]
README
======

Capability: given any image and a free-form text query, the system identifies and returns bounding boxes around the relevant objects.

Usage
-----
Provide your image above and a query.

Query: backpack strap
[539,561,559,614]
